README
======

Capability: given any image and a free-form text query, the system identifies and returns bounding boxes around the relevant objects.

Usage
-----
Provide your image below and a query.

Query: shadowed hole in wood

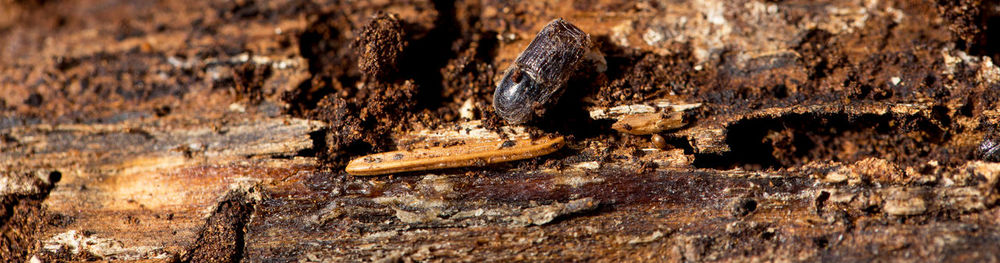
[182,190,257,263]
[694,112,952,170]
[3,170,59,261]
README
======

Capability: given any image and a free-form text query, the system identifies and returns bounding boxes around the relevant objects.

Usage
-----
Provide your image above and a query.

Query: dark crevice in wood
[0,170,59,262]
[182,189,257,263]
[694,112,954,170]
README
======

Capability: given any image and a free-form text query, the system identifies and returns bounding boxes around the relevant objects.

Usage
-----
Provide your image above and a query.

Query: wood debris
[587,100,701,120]
[346,135,565,176]
[589,100,700,135]
[610,112,685,135]
[515,197,598,226]
[884,190,927,216]
[397,120,528,147]
[6,0,1000,261]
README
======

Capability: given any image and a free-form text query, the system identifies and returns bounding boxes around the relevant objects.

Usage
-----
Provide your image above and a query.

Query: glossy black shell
[494,19,591,124]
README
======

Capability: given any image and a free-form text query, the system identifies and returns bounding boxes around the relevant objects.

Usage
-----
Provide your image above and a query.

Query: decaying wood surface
[2,0,1000,262]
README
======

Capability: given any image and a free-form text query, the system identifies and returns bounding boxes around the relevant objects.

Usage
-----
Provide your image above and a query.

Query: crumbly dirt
[354,12,406,80]
[3,0,1000,262]
[311,80,418,165]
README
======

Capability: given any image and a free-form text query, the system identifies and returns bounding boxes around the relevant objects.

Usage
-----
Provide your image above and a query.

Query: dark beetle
[494,18,592,124]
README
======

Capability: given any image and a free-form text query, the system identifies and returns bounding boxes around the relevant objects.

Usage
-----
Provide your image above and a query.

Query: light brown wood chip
[611,112,685,135]
[346,136,566,176]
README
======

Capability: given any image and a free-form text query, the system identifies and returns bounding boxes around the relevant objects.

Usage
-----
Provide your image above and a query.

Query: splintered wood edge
[588,101,702,120]
[611,112,685,135]
[398,120,530,146]
[346,136,566,176]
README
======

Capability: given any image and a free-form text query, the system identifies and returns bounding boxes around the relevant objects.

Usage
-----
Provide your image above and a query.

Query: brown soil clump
[354,13,407,80]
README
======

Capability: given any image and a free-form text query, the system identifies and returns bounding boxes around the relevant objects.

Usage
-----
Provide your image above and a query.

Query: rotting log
[1,0,1000,262]
[1,110,323,260]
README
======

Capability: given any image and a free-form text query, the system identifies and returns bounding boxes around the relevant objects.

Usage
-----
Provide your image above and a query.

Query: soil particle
[284,12,359,116]
[292,11,428,166]
[477,106,507,136]
[597,46,695,106]
[354,12,407,80]
[937,0,1000,58]
[313,80,419,165]
[440,37,497,110]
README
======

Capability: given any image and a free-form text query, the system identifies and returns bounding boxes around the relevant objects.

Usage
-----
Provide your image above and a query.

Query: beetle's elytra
[494,18,592,124]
